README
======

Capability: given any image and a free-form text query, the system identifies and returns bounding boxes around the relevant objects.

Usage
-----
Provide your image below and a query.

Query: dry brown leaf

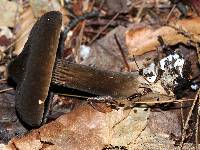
[148,110,182,137]
[0,27,13,61]
[0,83,27,144]
[126,17,200,56]
[129,127,198,150]
[4,103,199,149]
[0,0,22,27]
[30,0,61,18]
[83,26,128,71]
[6,104,150,149]
[14,8,35,55]
[106,0,129,15]
[14,5,68,55]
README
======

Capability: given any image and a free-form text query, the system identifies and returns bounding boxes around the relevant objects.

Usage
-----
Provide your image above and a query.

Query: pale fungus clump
[142,51,191,96]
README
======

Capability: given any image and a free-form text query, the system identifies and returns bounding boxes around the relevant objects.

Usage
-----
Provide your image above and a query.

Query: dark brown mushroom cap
[8,11,62,127]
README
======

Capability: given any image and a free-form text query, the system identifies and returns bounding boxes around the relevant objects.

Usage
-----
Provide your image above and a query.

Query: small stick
[166,4,176,23]
[180,101,185,132]
[179,92,199,149]
[134,98,195,104]
[112,109,132,129]
[195,99,200,150]
[57,93,89,99]
[135,0,145,23]
[56,92,196,105]
[58,10,99,56]
[114,34,130,72]
[89,12,120,45]
[3,20,35,54]
[132,54,150,84]
[0,88,14,93]
[132,54,140,72]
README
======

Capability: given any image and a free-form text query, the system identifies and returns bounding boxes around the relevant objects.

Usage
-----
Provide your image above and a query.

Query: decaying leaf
[0,0,22,27]
[0,27,13,61]
[126,17,200,56]
[82,26,128,71]
[106,0,130,15]
[0,83,27,144]
[14,5,68,55]
[3,103,199,150]
[14,8,35,55]
[30,0,61,18]
[5,104,150,149]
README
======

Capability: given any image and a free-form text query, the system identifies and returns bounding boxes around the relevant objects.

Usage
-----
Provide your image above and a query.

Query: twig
[86,19,128,27]
[57,93,89,99]
[73,22,86,63]
[89,12,120,45]
[195,100,200,150]
[112,109,132,129]
[0,88,14,93]
[128,121,148,147]
[132,54,151,84]
[57,92,196,105]
[134,98,195,105]
[58,10,99,57]
[180,101,185,132]
[132,55,140,72]
[114,34,130,72]
[166,4,176,23]
[179,92,199,149]
[3,20,35,54]
[135,0,146,23]
[84,28,107,35]
[63,10,99,36]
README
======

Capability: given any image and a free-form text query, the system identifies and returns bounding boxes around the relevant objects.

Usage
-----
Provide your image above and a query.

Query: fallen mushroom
[7,11,141,128]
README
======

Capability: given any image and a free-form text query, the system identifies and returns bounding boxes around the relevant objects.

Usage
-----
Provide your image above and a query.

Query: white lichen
[142,63,157,82]
[142,52,186,95]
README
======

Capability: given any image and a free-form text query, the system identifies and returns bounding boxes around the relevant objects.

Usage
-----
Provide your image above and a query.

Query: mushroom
[8,11,140,129]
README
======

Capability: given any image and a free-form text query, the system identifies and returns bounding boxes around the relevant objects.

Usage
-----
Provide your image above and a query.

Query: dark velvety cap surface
[13,11,62,128]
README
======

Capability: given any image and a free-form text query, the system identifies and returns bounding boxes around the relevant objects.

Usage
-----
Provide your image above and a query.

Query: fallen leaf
[0,0,22,27]
[14,8,36,55]
[82,26,129,71]
[30,0,61,17]
[5,103,200,149]
[0,27,13,57]
[106,0,129,15]
[0,83,27,144]
[6,104,150,149]
[147,110,182,137]
[126,17,200,56]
